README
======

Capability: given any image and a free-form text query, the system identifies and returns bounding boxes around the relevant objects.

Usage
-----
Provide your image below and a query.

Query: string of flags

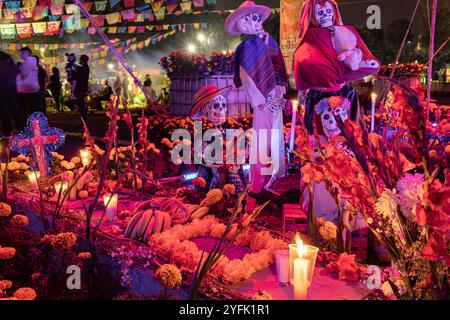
[0,1,279,39]
[0,19,206,38]
[1,29,178,66]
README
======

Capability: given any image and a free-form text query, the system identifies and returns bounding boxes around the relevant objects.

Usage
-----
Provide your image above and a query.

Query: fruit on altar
[189,206,210,221]
[78,190,89,199]
[124,208,174,242]
[131,177,143,190]
[124,211,144,238]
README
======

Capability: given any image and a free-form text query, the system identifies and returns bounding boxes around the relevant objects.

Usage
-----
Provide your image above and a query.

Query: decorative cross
[10,112,65,178]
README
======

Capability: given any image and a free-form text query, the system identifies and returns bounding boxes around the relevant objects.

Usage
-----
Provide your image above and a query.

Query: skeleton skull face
[204,95,227,126]
[236,13,265,37]
[315,1,335,28]
[320,105,349,138]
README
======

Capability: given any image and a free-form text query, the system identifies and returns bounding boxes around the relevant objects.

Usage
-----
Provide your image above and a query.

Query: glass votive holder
[275,249,290,286]
[304,245,319,288]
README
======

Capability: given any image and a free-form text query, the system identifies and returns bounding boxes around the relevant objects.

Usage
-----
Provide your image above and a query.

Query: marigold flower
[78,252,92,260]
[192,177,206,188]
[0,280,12,290]
[13,287,37,300]
[0,247,16,260]
[44,232,77,251]
[155,264,182,289]
[0,202,12,217]
[11,214,29,227]
[222,184,235,195]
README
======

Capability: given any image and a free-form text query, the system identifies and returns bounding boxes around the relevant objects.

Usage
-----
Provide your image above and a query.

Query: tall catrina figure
[293,0,381,134]
[225,1,289,194]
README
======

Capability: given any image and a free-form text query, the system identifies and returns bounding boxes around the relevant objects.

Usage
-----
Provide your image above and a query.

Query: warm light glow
[197,33,206,43]
[107,63,114,70]
[295,234,306,259]
[54,181,68,195]
[80,149,91,167]
[371,92,378,101]
[187,43,196,53]
[292,99,299,111]
[27,171,40,189]
[40,47,45,53]
[222,50,227,55]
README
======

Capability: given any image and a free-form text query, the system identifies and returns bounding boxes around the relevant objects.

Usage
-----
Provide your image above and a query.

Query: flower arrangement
[296,79,449,300]
[209,51,234,75]
[149,214,287,287]
[380,62,425,78]
[160,50,235,76]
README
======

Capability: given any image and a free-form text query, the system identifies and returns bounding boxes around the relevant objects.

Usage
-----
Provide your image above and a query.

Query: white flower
[396,173,425,220]
[375,189,398,219]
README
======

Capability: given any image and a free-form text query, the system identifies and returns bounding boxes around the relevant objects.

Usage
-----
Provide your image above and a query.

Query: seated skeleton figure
[189,84,247,193]
[301,96,366,231]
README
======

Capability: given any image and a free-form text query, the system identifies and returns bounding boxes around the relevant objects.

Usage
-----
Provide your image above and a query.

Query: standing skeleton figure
[225,1,289,194]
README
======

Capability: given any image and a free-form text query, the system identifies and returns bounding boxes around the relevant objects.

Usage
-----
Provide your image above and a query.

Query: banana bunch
[124,209,172,242]
[186,204,210,221]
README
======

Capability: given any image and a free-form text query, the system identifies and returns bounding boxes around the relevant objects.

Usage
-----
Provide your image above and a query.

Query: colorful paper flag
[95,1,107,12]
[32,22,47,33]
[16,23,33,38]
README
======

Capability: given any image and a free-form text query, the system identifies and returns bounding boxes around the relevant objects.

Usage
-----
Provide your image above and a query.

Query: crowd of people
[0,47,169,136]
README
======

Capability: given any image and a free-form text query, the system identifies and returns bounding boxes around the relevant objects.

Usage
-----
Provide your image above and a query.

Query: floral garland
[149,216,287,284]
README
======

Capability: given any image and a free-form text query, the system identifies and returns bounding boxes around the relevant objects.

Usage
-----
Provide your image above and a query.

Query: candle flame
[295,234,306,259]
[80,149,90,158]
[371,92,377,100]
[292,99,299,111]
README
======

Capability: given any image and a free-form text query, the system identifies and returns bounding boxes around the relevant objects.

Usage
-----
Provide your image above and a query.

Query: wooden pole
[426,0,438,120]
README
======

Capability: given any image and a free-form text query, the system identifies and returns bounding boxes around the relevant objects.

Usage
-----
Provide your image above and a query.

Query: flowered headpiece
[315,96,351,114]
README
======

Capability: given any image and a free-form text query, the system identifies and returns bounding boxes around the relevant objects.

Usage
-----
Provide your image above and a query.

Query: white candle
[371,93,377,132]
[80,149,91,167]
[28,171,40,190]
[54,181,69,195]
[293,240,308,300]
[289,99,299,152]
[103,193,118,221]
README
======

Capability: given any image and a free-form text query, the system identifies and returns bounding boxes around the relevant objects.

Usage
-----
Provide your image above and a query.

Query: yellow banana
[133,209,154,240]
[152,210,165,234]
[190,206,209,220]
[162,211,172,231]
[142,216,156,243]
[124,211,143,238]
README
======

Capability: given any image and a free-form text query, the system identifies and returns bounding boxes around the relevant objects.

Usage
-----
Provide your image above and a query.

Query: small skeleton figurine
[225,1,289,194]
[189,84,246,192]
[302,96,365,230]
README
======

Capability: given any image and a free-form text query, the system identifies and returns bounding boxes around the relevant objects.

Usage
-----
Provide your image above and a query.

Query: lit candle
[54,181,69,195]
[371,93,377,132]
[103,193,118,221]
[293,238,308,300]
[27,171,40,190]
[80,149,91,167]
[289,99,299,152]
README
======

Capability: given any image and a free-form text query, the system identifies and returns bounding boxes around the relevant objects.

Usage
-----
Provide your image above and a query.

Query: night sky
[218,0,418,29]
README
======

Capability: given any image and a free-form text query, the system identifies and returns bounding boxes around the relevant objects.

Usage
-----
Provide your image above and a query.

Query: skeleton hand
[359,59,380,69]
